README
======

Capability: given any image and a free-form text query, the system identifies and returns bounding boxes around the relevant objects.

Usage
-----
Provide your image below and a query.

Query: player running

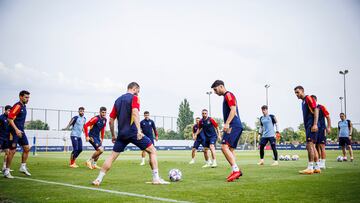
[139,111,158,166]
[4,90,31,178]
[65,107,86,168]
[84,107,107,170]
[338,113,354,162]
[294,86,321,174]
[257,105,280,166]
[189,117,209,165]
[0,105,12,173]
[311,95,331,169]
[92,82,169,185]
[194,109,220,168]
[211,80,244,182]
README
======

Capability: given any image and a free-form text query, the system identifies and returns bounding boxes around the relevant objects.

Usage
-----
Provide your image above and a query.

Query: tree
[25,120,49,130]
[213,117,224,132]
[241,122,252,131]
[177,99,194,137]
[183,124,194,140]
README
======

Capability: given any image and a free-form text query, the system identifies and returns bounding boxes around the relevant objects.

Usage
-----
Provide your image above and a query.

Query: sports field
[0,150,359,203]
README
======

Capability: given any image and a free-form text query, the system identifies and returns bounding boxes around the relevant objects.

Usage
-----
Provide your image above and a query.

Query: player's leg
[19,134,31,176]
[91,146,104,169]
[320,144,326,168]
[76,138,83,161]
[203,147,209,163]
[189,140,199,164]
[300,129,315,174]
[270,138,278,166]
[93,151,121,186]
[202,148,212,168]
[258,137,266,165]
[209,136,217,167]
[347,140,354,161]
[140,150,146,165]
[4,148,16,178]
[70,136,78,167]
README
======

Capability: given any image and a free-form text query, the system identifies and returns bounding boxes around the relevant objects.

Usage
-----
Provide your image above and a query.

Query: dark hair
[100,107,107,112]
[310,95,317,101]
[5,105,12,111]
[261,105,268,110]
[202,109,208,112]
[294,86,304,91]
[340,113,346,116]
[79,107,85,111]
[144,111,150,115]
[211,80,224,88]
[19,90,30,96]
[196,117,200,119]
[127,82,140,90]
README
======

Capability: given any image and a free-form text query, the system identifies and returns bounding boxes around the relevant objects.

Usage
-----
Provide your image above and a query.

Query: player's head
[294,86,305,99]
[261,105,268,116]
[99,106,107,118]
[195,117,200,124]
[201,109,208,119]
[127,82,140,95]
[340,112,346,121]
[144,111,150,119]
[4,105,12,115]
[211,80,226,96]
[19,90,30,104]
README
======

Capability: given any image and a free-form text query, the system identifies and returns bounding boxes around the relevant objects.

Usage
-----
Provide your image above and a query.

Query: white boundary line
[14,176,191,203]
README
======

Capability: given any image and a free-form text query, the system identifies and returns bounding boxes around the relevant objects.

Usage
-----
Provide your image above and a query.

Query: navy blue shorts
[260,137,276,146]
[9,131,29,149]
[316,129,326,145]
[0,138,9,150]
[305,127,317,143]
[204,135,217,148]
[221,127,243,149]
[113,135,153,153]
[145,135,155,146]
[339,137,351,147]
[89,136,102,150]
[71,136,83,151]
[193,138,204,149]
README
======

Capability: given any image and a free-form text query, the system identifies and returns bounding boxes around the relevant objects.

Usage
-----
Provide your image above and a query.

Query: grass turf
[0,150,359,203]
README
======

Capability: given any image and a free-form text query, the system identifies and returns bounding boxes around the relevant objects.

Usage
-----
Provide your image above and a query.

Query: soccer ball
[279,155,285,161]
[292,155,299,161]
[284,155,291,161]
[169,169,182,182]
[337,156,343,162]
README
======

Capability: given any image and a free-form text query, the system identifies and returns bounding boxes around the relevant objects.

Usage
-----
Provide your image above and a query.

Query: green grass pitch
[0,150,359,202]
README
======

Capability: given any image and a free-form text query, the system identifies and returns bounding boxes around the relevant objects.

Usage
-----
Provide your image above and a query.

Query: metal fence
[0,106,178,131]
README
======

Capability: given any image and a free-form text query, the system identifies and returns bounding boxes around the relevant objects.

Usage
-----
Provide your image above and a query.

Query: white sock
[232,164,239,172]
[5,168,10,173]
[152,169,160,180]
[96,171,106,182]
[21,163,26,168]
[315,162,320,170]
[212,159,217,164]
[307,162,314,170]
[322,159,326,166]
[3,162,6,169]
[141,158,145,162]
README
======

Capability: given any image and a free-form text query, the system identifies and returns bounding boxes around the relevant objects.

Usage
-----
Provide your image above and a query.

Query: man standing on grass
[189,117,209,165]
[139,111,158,166]
[338,113,354,162]
[84,107,107,170]
[211,80,244,182]
[92,82,169,186]
[0,105,12,173]
[294,86,321,175]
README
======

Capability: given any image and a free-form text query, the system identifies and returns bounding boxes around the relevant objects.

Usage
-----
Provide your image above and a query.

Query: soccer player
[0,105,12,173]
[4,90,31,178]
[93,82,169,185]
[211,80,244,182]
[257,105,279,166]
[139,111,158,166]
[294,86,321,174]
[65,107,86,168]
[311,95,331,169]
[189,117,209,165]
[338,113,354,162]
[194,109,220,168]
[84,107,107,170]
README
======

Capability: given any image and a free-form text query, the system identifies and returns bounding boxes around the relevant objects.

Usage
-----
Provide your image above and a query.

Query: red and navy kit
[8,102,29,148]
[140,119,158,144]
[199,117,218,147]
[110,93,152,152]
[301,95,318,143]
[84,115,106,150]
[221,91,243,149]
[316,104,330,145]
[0,113,10,149]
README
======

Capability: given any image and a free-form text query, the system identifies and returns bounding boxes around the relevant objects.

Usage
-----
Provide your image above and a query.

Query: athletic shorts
[260,137,276,146]
[221,127,243,149]
[0,138,9,150]
[305,127,317,143]
[339,137,351,147]
[113,135,153,153]
[204,135,217,148]
[89,136,102,150]
[316,128,326,145]
[9,130,29,149]
[193,138,204,149]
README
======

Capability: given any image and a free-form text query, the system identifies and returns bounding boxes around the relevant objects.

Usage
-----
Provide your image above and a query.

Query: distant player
[140,111,158,166]
[257,105,279,166]
[294,86,320,174]
[65,107,86,168]
[189,117,209,165]
[0,105,12,173]
[84,107,107,170]
[311,95,331,169]
[211,80,244,182]
[4,90,31,178]
[92,82,169,185]
[338,113,354,162]
[194,109,220,168]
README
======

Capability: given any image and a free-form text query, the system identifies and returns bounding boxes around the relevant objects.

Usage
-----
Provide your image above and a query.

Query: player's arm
[131,95,143,140]
[7,104,22,137]
[83,117,98,142]
[65,118,75,130]
[152,121,159,141]
[109,105,117,143]
[194,122,203,139]
[101,122,106,142]
[307,96,319,132]
[349,121,353,140]
[210,118,220,139]
[322,106,331,134]
[273,116,280,133]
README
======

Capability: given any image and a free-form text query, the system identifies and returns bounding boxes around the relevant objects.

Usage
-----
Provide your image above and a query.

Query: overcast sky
[0,0,359,130]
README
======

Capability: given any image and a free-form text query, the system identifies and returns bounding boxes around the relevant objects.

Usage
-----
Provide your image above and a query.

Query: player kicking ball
[211,80,244,182]
[257,105,279,166]
[92,82,169,186]
[84,107,107,170]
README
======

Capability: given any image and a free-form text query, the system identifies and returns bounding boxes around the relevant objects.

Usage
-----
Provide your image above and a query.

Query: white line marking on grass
[14,176,191,203]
